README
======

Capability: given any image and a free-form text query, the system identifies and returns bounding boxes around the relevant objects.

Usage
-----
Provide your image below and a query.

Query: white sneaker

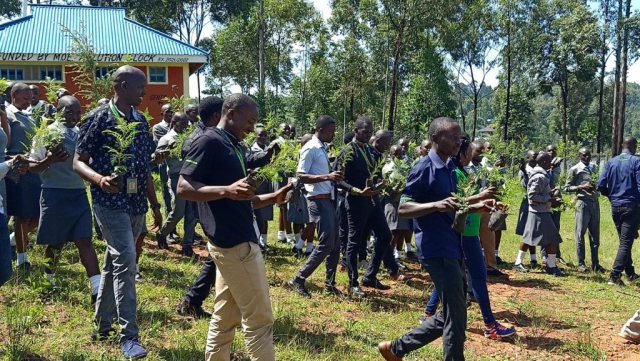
[135,273,143,283]
[277,231,286,242]
[10,232,15,246]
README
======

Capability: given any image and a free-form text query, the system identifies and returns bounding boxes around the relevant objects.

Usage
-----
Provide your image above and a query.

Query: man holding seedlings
[513,152,565,276]
[29,95,101,303]
[156,112,196,257]
[335,117,395,296]
[6,82,42,271]
[74,65,163,359]
[177,94,290,361]
[286,115,344,298]
[598,136,640,286]
[564,147,605,273]
[378,117,491,361]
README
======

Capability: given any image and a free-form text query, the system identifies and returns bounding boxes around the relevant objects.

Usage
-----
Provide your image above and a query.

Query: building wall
[0,62,189,125]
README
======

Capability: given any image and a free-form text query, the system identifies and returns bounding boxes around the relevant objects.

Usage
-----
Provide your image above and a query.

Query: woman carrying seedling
[421,133,516,340]
[29,95,101,303]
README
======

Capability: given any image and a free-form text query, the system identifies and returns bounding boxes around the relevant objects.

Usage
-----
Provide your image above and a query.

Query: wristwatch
[151,203,161,211]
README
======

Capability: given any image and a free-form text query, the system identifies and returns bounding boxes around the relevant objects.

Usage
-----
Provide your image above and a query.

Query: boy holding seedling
[513,151,565,276]
[29,95,101,303]
[564,147,605,273]
[378,117,491,361]
[286,115,344,298]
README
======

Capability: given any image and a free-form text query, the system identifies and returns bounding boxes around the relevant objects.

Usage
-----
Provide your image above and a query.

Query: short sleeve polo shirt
[180,127,257,248]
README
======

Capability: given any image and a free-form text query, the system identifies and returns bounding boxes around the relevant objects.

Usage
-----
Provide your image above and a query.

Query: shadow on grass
[489,277,558,290]
[493,309,576,330]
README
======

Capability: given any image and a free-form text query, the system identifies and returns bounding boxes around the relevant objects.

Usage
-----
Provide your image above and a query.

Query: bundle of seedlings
[451,178,476,233]
[365,156,386,190]
[381,157,412,202]
[167,124,195,160]
[478,152,511,231]
[246,140,299,188]
[333,143,354,173]
[102,115,141,191]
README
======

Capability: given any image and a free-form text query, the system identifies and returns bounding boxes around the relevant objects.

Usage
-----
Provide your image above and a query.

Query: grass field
[1,180,640,361]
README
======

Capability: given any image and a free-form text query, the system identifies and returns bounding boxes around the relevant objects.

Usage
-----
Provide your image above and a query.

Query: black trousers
[392,257,467,360]
[611,205,640,279]
[184,256,217,307]
[345,195,395,287]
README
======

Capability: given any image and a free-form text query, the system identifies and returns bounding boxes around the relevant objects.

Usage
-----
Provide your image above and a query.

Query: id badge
[126,177,138,194]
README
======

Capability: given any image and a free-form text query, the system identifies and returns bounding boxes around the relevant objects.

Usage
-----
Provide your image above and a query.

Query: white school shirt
[297,135,332,197]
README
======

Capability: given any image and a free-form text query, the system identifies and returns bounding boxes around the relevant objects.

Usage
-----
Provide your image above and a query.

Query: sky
[187,0,640,97]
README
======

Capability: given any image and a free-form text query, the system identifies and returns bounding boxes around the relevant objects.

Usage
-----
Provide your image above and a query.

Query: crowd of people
[0,65,639,360]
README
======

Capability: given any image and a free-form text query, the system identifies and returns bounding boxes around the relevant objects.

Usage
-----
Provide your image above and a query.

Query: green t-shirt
[456,169,480,237]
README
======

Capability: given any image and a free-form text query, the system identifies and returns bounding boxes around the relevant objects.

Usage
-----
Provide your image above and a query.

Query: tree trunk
[617,0,631,149]
[387,21,405,131]
[504,29,511,142]
[468,59,478,139]
[457,83,466,132]
[597,0,610,156]
[561,76,569,170]
[258,0,265,92]
[611,0,623,156]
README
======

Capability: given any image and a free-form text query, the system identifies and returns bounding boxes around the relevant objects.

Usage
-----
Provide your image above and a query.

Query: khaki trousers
[479,213,498,271]
[205,242,275,361]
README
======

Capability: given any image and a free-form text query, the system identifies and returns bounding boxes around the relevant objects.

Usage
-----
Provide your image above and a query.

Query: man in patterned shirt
[74,65,163,359]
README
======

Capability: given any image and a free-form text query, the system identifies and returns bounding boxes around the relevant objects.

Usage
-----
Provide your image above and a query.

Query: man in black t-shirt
[178,94,289,361]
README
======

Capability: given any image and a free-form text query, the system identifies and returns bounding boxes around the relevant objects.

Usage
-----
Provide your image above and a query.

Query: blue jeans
[0,212,12,287]
[93,204,145,341]
[425,235,496,325]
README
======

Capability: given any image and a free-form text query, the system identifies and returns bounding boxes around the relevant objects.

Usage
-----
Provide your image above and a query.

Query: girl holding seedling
[29,95,101,302]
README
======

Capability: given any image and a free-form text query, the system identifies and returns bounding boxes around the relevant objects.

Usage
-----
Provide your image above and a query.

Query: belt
[308,194,332,200]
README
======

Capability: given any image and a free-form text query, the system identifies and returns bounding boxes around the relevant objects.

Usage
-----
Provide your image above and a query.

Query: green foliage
[41,76,64,105]
[102,116,141,175]
[255,140,300,182]
[61,23,115,111]
[0,77,9,94]
[163,95,193,112]
[30,118,65,152]
[452,178,477,212]
[333,143,354,171]
[169,124,195,160]
[381,157,411,199]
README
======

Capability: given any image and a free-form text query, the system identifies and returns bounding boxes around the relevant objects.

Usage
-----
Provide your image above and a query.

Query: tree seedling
[451,178,476,233]
[102,116,141,191]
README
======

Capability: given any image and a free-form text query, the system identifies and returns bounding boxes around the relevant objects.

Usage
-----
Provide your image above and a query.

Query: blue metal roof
[0,5,208,57]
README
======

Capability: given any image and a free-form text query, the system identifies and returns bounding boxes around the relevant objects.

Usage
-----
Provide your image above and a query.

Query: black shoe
[361,278,391,290]
[530,260,539,269]
[155,233,169,250]
[496,256,506,266]
[292,246,303,258]
[18,262,31,272]
[181,246,194,257]
[406,251,418,260]
[176,298,212,319]
[592,265,607,273]
[324,285,343,296]
[348,286,365,297]
[545,266,565,277]
[286,279,311,298]
[91,293,98,309]
[608,276,624,286]
[193,232,203,241]
[487,268,508,277]
[91,328,117,342]
[10,245,16,261]
[626,274,640,283]
[512,263,529,273]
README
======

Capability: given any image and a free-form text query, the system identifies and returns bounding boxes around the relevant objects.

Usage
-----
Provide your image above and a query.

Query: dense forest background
[5,0,640,156]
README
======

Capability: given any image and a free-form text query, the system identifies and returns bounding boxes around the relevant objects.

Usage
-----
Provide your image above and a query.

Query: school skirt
[254,180,274,225]
[6,172,41,218]
[287,195,309,224]
[521,211,562,247]
[515,197,529,236]
[383,198,412,231]
[36,188,92,245]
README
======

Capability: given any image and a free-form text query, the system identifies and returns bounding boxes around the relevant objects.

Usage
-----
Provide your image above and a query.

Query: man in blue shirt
[597,136,640,286]
[378,117,491,361]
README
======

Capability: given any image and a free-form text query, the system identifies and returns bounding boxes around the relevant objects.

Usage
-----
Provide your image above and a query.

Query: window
[95,67,116,79]
[0,65,63,81]
[149,66,167,83]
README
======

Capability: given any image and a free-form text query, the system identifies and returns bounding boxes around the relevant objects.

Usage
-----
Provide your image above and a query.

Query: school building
[0,4,208,120]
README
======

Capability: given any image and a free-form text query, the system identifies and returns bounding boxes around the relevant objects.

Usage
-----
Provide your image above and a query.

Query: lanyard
[353,141,373,171]
[217,127,247,176]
